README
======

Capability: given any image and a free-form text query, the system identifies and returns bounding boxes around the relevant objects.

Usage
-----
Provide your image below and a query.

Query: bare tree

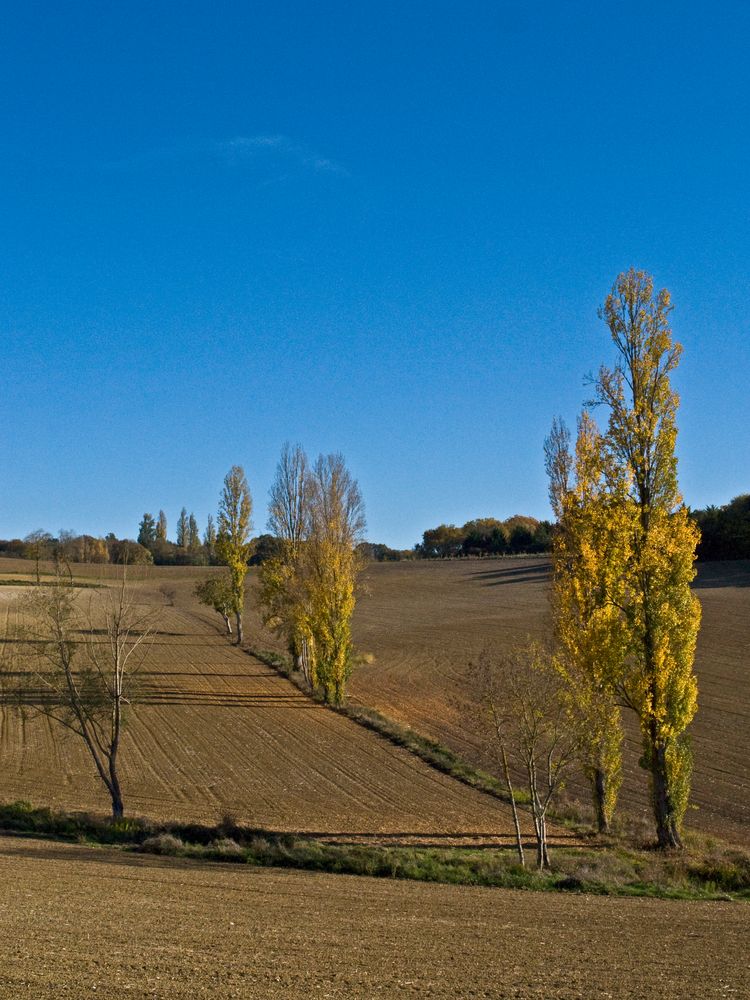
[263,443,312,672]
[470,643,581,869]
[268,442,310,559]
[23,529,53,584]
[543,416,572,521]
[467,649,526,866]
[13,569,156,818]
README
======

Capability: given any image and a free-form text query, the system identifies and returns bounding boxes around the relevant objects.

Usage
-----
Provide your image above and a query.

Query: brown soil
[1,555,747,848]
[347,557,750,846]
[0,561,549,846]
[1,835,747,1000]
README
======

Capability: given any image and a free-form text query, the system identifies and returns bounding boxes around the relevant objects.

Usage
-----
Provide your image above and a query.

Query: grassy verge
[249,647,527,805]
[1,800,747,900]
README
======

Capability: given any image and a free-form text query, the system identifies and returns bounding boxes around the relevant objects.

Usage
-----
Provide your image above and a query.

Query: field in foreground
[1,835,747,1000]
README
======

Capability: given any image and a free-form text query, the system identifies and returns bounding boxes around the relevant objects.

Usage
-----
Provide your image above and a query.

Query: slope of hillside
[0,563,543,844]
[349,557,750,846]
[1,555,747,847]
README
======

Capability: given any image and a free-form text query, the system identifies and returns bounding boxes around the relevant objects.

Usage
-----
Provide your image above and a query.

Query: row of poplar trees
[203,447,365,706]
[546,269,701,849]
[258,445,366,706]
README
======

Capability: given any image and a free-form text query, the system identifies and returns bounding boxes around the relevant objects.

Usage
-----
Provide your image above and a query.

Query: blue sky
[1,1,748,549]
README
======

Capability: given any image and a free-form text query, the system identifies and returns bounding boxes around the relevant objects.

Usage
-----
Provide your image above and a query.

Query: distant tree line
[415,516,553,558]
[0,531,152,570]
[691,495,750,560]
[5,495,746,577]
[0,513,552,573]
[136,508,219,565]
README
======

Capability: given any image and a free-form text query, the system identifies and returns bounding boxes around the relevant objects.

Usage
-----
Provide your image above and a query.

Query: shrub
[209,837,244,858]
[141,833,184,856]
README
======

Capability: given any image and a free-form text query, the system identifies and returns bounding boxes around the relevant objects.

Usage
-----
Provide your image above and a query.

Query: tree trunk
[222,613,232,635]
[235,611,243,645]
[535,826,545,869]
[650,737,682,849]
[539,815,550,869]
[299,637,312,688]
[500,744,525,866]
[109,756,124,819]
[594,766,609,834]
[528,762,547,869]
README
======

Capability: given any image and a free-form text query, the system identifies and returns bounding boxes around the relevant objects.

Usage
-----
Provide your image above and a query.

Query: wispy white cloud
[99,134,349,179]
[219,134,349,177]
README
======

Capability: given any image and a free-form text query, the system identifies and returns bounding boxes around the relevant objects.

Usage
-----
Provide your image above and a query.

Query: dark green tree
[187,513,200,550]
[176,508,189,549]
[138,513,157,549]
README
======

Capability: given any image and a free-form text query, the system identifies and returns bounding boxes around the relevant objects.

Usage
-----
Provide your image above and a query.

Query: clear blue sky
[1,1,748,549]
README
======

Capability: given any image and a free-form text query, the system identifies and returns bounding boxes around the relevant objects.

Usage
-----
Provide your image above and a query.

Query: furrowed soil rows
[346,557,750,846]
[1,835,747,1000]
[2,556,747,846]
[0,562,545,844]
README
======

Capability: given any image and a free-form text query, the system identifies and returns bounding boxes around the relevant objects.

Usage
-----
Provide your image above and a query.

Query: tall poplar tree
[156,510,168,542]
[187,512,200,550]
[216,466,253,644]
[305,453,365,704]
[259,446,366,703]
[596,269,701,849]
[260,443,312,677]
[176,508,189,549]
[204,513,217,562]
[546,412,628,833]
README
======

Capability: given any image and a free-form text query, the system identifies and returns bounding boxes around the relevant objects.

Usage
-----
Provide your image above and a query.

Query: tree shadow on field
[135,671,271,679]
[469,563,551,587]
[135,689,316,708]
[693,560,750,589]
[0,837,257,881]
[78,629,204,638]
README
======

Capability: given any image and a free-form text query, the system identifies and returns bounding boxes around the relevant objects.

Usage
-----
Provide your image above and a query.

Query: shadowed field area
[0,834,747,1000]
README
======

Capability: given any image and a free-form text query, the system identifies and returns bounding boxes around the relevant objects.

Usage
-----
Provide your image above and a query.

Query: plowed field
[1,835,747,1000]
[347,558,750,846]
[1,555,747,847]
[0,562,546,845]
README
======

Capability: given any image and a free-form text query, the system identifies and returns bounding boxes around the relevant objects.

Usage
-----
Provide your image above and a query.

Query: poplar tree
[216,466,253,644]
[259,446,365,703]
[596,269,701,849]
[305,453,365,704]
[204,513,217,562]
[260,443,313,678]
[176,508,189,549]
[156,510,168,541]
[187,512,200,550]
[546,412,628,833]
